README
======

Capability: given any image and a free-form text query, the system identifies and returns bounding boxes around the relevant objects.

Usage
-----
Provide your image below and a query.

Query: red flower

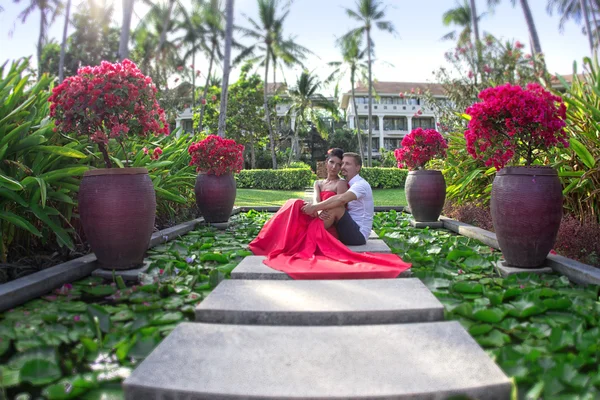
[464,83,568,170]
[177,66,184,71]
[394,128,447,170]
[201,98,207,105]
[151,147,163,160]
[515,41,524,49]
[143,147,149,155]
[399,92,404,98]
[188,135,244,176]
[211,95,217,102]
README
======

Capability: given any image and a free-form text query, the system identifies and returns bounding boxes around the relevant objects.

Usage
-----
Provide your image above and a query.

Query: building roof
[340,81,445,109]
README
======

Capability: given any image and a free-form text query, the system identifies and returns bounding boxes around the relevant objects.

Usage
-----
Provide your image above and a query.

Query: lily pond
[1,210,599,399]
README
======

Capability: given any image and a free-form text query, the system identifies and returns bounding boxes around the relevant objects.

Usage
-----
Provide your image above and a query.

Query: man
[302,152,373,245]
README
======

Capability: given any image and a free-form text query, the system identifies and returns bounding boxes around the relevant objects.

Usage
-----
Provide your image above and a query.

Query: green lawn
[235,188,406,207]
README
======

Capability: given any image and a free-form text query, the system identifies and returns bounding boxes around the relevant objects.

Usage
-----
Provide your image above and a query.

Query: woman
[249,148,411,280]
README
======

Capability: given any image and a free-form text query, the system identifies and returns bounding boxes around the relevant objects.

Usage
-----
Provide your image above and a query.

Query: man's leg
[335,211,367,246]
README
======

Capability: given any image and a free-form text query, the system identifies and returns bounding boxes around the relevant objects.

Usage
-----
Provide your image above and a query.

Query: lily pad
[82,285,117,297]
[20,359,62,386]
[151,312,183,326]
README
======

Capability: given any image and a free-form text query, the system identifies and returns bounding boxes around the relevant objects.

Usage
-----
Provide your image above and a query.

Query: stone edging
[438,216,600,286]
[0,218,206,312]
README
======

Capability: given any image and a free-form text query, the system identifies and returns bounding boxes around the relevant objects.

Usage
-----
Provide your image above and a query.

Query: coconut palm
[178,2,207,113]
[488,0,542,54]
[547,0,599,51]
[218,0,234,137]
[14,0,63,79]
[58,0,71,82]
[241,0,310,169]
[326,34,368,161]
[119,0,134,60]
[343,0,396,167]
[442,0,482,45]
[286,71,338,162]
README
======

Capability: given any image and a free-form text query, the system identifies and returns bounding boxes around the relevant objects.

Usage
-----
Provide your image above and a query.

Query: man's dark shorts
[336,211,366,246]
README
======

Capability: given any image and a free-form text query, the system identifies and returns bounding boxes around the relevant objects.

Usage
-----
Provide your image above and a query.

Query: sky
[0,0,594,97]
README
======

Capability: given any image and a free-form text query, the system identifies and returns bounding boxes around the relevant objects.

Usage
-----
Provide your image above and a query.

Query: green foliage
[286,161,312,170]
[0,59,90,263]
[551,56,600,222]
[378,148,398,168]
[360,167,407,189]
[235,168,313,190]
[375,211,600,399]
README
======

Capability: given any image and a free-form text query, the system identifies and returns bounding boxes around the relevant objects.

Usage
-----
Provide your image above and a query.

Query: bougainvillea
[188,135,244,175]
[394,128,447,170]
[49,59,169,168]
[464,83,568,170]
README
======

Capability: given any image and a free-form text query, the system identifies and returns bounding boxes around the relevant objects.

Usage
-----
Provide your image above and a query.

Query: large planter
[79,168,156,270]
[491,166,563,268]
[195,172,236,223]
[405,170,446,222]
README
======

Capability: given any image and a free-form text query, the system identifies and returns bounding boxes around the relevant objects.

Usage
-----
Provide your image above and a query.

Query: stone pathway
[124,221,511,399]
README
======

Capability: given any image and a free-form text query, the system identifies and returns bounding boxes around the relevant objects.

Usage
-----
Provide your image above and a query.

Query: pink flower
[211,95,217,102]
[399,92,404,98]
[188,135,244,175]
[73,315,80,322]
[201,98,207,105]
[468,70,474,79]
[394,128,447,170]
[515,41,524,49]
[151,147,163,160]
[177,66,184,71]
[143,147,148,155]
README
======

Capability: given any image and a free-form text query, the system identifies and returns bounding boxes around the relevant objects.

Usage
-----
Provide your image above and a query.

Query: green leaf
[82,285,116,298]
[452,281,483,294]
[0,173,24,190]
[151,312,183,326]
[20,359,62,386]
[0,210,42,236]
[569,137,596,168]
[0,187,28,206]
[34,145,87,159]
[200,252,230,263]
[472,308,507,323]
[507,299,546,318]
[43,373,98,399]
[87,305,111,333]
[37,166,89,183]
[35,177,47,208]
[29,204,74,249]
[0,365,20,388]
[477,329,511,347]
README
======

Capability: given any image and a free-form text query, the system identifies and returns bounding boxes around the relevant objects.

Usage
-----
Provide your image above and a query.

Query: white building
[340,81,447,155]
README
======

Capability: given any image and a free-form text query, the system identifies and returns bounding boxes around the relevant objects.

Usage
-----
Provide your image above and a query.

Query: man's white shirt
[347,175,374,240]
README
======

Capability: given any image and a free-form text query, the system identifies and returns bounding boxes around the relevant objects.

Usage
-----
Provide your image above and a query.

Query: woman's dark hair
[326,148,344,160]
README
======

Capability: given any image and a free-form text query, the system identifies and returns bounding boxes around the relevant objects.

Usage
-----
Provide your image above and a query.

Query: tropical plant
[218,0,235,137]
[49,59,170,168]
[442,0,485,46]
[0,59,90,263]
[119,0,135,60]
[343,0,396,167]
[487,0,542,55]
[394,128,447,170]
[547,0,600,52]
[188,135,244,175]
[58,0,71,82]
[285,71,338,162]
[464,83,568,169]
[241,0,310,169]
[13,0,63,79]
[326,33,368,161]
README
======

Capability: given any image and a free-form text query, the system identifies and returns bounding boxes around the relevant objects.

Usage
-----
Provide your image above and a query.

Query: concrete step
[124,321,511,400]
[231,255,412,280]
[195,278,442,325]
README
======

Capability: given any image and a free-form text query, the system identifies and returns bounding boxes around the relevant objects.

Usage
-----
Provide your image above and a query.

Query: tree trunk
[264,53,278,169]
[119,0,135,60]
[58,0,71,82]
[191,51,196,111]
[198,42,216,132]
[366,28,373,167]
[218,0,234,138]
[582,0,595,53]
[38,8,45,80]
[350,72,364,160]
[519,0,542,55]
[250,142,256,169]
[157,0,175,54]
[469,0,481,84]
[592,0,600,48]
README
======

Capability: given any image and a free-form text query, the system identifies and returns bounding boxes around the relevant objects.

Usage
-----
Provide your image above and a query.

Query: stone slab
[546,253,600,286]
[231,256,412,280]
[148,218,204,247]
[347,238,391,253]
[124,321,511,400]
[92,260,152,282]
[195,278,442,325]
[369,229,378,239]
[440,216,500,250]
[494,260,553,277]
[410,220,444,229]
[209,221,231,230]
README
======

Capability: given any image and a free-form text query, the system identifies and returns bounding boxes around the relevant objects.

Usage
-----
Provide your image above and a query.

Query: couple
[249,148,411,280]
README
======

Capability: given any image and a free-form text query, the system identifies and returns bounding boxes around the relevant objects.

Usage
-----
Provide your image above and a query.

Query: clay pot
[405,170,446,222]
[195,172,236,223]
[79,168,156,270]
[491,166,563,267]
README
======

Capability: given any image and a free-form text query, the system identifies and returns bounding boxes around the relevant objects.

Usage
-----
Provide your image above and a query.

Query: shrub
[394,128,447,170]
[188,134,244,175]
[286,161,312,170]
[236,168,313,190]
[360,168,408,189]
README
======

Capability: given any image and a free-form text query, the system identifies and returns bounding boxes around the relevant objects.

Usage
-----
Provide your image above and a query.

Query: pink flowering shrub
[188,135,244,176]
[394,128,447,170]
[49,59,169,168]
[464,83,568,170]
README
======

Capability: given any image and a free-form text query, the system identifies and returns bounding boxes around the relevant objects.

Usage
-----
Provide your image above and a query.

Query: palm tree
[58,0,71,82]
[286,71,338,162]
[178,2,207,113]
[442,0,480,45]
[547,0,599,51]
[218,0,235,137]
[241,0,310,169]
[488,0,542,55]
[14,0,62,79]
[326,34,368,161]
[119,0,134,60]
[343,0,396,167]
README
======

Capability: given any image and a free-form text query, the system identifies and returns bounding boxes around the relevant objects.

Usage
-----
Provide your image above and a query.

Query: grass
[235,188,407,207]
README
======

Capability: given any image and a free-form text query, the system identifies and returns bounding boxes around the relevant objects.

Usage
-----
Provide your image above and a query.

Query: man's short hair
[343,152,362,167]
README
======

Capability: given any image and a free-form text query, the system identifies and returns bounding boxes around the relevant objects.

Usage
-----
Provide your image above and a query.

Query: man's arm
[302,190,357,215]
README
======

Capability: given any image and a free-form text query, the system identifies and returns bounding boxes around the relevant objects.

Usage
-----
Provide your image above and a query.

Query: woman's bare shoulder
[337,179,349,193]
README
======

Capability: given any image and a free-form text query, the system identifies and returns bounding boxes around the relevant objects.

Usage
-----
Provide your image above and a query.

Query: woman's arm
[336,180,349,195]
[313,180,321,204]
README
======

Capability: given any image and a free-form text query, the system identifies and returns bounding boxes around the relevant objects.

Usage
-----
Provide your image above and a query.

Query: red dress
[248,193,411,280]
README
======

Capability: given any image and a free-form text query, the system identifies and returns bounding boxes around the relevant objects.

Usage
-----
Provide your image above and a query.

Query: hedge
[236,168,314,190]
[360,167,407,189]
[236,167,407,190]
